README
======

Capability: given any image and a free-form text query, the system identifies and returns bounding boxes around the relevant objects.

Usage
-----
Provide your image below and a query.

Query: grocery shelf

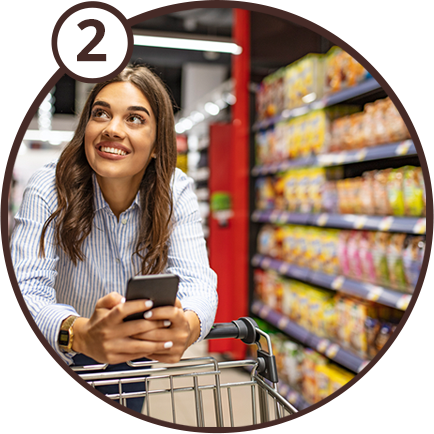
[317,140,416,167]
[251,300,370,373]
[252,254,412,311]
[277,382,311,410]
[252,78,381,131]
[251,209,426,234]
[251,140,417,176]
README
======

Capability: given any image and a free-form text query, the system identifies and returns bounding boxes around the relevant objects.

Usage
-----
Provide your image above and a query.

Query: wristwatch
[58,315,79,353]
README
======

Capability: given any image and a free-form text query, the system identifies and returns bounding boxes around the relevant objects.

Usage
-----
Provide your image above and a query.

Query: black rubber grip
[205,317,259,345]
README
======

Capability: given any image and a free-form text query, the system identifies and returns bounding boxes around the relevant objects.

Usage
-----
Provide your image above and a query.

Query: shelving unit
[251,210,426,234]
[252,254,412,311]
[252,300,370,374]
[252,140,417,176]
[248,47,426,410]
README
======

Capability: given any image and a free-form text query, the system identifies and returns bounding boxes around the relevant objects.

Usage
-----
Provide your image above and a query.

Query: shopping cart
[72,317,298,427]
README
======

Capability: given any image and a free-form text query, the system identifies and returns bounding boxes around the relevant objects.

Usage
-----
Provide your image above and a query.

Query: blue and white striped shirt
[10,160,218,365]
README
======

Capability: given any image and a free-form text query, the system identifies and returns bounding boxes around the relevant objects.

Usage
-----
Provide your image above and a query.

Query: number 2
[77,19,106,62]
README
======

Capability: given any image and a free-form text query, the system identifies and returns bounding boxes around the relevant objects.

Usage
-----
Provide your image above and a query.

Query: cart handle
[205,317,259,345]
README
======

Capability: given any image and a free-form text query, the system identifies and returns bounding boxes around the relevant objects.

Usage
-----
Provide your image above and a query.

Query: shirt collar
[92,172,141,213]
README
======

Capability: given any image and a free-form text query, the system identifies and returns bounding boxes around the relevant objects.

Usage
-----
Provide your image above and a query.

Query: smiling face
[84,81,157,186]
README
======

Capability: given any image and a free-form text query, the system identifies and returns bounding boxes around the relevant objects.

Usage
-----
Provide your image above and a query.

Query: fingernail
[121,297,126,304]
[164,341,173,349]
[145,300,153,308]
[144,311,152,319]
[164,320,171,327]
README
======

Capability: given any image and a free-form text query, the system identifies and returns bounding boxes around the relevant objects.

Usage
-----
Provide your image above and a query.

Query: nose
[102,117,126,139]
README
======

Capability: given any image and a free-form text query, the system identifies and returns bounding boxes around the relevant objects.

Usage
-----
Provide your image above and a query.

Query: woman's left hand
[131,298,200,363]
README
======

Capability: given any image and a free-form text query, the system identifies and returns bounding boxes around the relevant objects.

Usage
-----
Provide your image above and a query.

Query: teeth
[100,146,127,156]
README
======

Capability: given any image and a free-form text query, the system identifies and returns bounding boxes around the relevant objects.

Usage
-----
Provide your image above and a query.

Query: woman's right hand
[71,292,172,364]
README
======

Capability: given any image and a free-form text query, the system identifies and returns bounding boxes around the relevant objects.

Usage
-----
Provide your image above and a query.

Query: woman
[10,65,218,409]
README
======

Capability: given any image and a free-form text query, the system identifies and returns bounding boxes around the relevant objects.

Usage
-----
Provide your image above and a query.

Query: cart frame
[72,317,298,427]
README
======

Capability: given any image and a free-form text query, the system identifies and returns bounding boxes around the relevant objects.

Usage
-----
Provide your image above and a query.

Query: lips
[95,141,131,160]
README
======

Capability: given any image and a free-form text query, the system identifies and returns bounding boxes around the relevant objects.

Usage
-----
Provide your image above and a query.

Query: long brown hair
[39,65,178,275]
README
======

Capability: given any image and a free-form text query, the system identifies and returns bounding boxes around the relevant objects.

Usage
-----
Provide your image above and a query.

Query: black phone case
[123,274,180,322]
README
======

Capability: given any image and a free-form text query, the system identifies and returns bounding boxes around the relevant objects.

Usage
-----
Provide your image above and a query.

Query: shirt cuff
[181,296,217,343]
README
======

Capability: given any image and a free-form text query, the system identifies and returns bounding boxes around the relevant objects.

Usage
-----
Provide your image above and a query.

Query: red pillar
[230,8,250,359]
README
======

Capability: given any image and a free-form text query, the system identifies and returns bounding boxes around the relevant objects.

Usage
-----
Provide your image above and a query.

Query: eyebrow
[92,100,151,117]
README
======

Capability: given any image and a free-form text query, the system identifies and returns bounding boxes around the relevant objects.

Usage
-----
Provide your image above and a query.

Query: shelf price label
[325,343,340,359]
[317,339,330,353]
[356,148,367,161]
[270,210,280,222]
[379,216,394,231]
[336,152,347,164]
[278,316,289,330]
[396,294,411,310]
[358,360,371,373]
[413,218,426,234]
[317,213,329,227]
[332,276,345,290]
[251,255,261,267]
[260,304,271,317]
[279,262,290,275]
[366,285,384,302]
[395,140,412,156]
[354,215,367,229]
[262,257,271,268]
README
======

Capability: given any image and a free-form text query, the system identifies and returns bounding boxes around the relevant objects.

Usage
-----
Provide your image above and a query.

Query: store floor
[141,340,257,427]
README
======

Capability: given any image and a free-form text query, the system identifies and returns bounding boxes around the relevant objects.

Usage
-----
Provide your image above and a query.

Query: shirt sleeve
[166,169,218,342]
[9,163,79,365]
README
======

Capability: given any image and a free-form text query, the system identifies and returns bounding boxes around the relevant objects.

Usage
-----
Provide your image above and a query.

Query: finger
[109,299,154,323]
[143,305,181,321]
[130,320,172,340]
[95,292,125,310]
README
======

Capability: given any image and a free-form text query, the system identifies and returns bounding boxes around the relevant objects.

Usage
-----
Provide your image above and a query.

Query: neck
[96,175,142,219]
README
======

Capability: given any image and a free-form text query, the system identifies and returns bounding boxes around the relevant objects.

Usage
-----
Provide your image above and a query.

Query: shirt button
[121,219,127,225]
[116,258,121,263]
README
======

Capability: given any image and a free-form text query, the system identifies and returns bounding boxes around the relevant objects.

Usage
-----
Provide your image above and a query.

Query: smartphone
[123,274,180,322]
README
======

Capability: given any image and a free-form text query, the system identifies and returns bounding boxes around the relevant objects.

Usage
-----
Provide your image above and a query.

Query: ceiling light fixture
[133,34,242,55]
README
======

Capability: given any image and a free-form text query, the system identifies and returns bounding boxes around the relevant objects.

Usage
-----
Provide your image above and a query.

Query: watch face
[59,330,69,346]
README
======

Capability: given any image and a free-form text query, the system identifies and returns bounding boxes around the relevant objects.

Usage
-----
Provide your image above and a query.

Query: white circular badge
[57,8,128,79]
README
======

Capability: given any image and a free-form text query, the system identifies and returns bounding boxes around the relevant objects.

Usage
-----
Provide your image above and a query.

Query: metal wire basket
[72,317,298,427]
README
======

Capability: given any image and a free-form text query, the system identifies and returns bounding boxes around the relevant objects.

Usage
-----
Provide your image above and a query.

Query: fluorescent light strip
[24,130,74,144]
[133,34,242,55]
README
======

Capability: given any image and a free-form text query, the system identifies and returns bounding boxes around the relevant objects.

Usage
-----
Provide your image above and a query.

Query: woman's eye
[91,108,109,119]
[128,114,145,124]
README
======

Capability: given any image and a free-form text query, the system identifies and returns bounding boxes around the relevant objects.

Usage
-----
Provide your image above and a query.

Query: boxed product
[284,54,325,110]
[328,365,355,395]
[255,177,276,210]
[301,349,328,404]
[257,224,279,257]
[325,46,369,94]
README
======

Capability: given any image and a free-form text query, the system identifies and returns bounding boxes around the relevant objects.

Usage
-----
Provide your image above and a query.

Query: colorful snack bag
[347,231,363,280]
[373,169,392,215]
[403,166,425,217]
[387,233,408,291]
[360,171,376,215]
[365,316,381,358]
[387,168,405,216]
[337,230,352,277]
[372,232,391,287]
[359,231,377,284]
